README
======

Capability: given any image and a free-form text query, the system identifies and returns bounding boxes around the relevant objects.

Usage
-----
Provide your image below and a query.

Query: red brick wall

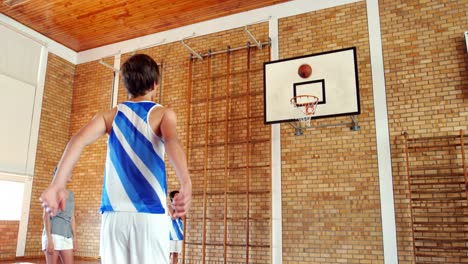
[66,59,114,257]
[0,221,19,260]
[17,1,467,263]
[380,0,468,263]
[23,53,75,257]
[278,2,384,263]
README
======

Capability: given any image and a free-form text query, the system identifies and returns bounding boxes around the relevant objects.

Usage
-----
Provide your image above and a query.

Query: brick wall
[21,53,75,258]
[380,0,468,263]
[17,1,467,262]
[277,0,467,263]
[66,59,114,257]
[278,2,384,263]
[0,221,19,260]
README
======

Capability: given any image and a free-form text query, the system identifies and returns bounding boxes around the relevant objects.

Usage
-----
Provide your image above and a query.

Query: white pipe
[244,27,262,49]
[180,36,203,60]
[99,59,119,72]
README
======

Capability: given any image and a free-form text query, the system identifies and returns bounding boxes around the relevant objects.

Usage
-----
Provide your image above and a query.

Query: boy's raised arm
[40,111,112,216]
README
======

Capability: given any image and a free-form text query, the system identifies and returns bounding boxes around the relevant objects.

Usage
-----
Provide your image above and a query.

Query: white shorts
[42,234,73,251]
[100,211,170,264]
[170,240,182,253]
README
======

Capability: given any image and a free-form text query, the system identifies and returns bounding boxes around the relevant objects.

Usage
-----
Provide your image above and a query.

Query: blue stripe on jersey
[108,130,165,213]
[114,111,167,192]
[100,171,114,213]
[171,218,184,240]
[123,102,157,123]
[100,189,113,212]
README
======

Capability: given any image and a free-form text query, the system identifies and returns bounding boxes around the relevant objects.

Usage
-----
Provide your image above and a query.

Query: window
[0,180,25,220]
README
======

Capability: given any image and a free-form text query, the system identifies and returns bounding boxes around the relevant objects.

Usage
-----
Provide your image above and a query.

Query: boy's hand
[46,241,55,255]
[172,185,192,218]
[40,185,67,216]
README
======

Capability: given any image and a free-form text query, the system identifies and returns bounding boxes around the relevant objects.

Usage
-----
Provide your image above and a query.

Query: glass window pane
[0,180,24,220]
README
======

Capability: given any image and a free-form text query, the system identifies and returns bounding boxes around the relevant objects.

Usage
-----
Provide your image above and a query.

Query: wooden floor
[0,258,100,264]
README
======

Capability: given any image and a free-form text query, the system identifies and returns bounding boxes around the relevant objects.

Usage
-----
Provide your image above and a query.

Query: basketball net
[290,95,319,135]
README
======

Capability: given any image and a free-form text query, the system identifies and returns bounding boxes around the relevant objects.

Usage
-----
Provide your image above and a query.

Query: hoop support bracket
[290,115,361,136]
[309,115,360,131]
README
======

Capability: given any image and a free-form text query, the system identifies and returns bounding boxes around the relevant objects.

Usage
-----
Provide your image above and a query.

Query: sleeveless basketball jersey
[100,101,167,214]
[170,217,184,241]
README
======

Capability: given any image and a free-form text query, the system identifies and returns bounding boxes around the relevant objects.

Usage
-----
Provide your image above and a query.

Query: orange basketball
[298,64,312,79]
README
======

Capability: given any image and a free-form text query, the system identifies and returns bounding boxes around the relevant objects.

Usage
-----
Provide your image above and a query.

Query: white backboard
[264,47,360,124]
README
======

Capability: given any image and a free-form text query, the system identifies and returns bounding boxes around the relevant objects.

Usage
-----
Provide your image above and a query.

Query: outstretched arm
[160,109,192,218]
[40,111,111,216]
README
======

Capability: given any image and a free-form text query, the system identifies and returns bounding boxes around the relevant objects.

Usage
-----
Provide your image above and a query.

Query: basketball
[298,64,312,78]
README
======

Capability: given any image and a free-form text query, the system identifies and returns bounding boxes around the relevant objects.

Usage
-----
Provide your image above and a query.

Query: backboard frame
[263,47,361,124]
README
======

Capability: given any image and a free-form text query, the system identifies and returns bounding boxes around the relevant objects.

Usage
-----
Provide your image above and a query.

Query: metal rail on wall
[181,35,270,61]
[292,115,360,136]
[180,24,270,60]
[181,35,203,60]
[244,26,262,50]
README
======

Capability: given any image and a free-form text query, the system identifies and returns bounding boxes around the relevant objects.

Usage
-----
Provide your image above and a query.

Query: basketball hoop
[290,95,319,136]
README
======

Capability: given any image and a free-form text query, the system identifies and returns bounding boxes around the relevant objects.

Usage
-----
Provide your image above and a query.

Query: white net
[293,107,313,128]
[290,95,319,134]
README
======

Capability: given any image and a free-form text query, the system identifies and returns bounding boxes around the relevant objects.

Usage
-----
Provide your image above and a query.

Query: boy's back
[101,101,168,214]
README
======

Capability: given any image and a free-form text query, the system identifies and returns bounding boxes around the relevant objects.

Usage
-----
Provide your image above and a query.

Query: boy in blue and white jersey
[40,54,192,264]
[169,190,184,264]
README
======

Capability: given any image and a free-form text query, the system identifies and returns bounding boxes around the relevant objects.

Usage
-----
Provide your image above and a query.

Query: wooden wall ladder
[404,130,468,263]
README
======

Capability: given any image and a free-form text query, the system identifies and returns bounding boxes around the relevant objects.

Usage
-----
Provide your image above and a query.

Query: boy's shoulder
[103,107,118,119]
[95,107,118,133]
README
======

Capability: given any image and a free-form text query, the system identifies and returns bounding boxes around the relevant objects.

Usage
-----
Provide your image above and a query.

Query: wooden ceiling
[0,0,291,52]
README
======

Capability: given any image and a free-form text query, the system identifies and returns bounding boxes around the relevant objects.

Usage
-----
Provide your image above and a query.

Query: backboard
[264,47,360,124]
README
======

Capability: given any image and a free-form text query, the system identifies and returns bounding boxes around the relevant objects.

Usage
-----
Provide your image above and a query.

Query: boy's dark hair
[121,54,160,98]
[169,190,179,202]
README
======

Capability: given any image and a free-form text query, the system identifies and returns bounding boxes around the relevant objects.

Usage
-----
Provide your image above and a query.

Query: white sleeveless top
[100,101,167,214]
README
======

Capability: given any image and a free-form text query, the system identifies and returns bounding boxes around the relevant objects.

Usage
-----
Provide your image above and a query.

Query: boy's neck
[129,93,153,102]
